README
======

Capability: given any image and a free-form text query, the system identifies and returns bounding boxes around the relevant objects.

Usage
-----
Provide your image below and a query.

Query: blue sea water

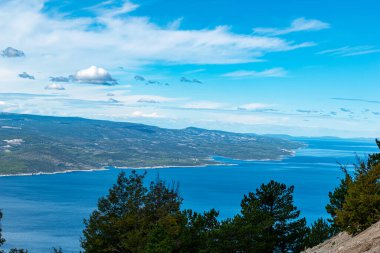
[0,137,378,252]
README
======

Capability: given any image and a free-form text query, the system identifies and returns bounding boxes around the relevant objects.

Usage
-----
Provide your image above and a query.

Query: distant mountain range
[0,113,303,175]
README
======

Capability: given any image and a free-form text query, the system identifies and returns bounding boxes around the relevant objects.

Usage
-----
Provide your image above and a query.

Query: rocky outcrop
[304,221,380,253]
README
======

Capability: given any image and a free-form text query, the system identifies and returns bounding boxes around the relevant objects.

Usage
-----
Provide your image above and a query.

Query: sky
[0,0,379,138]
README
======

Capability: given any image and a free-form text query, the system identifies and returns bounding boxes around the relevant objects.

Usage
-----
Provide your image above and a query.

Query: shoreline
[0,168,110,177]
[0,149,302,177]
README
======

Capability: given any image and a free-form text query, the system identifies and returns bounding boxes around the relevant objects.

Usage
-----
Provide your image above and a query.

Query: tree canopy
[82,173,309,253]
[327,140,380,234]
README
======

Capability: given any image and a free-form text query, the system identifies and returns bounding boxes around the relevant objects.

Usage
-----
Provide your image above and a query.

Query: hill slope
[304,221,380,253]
[0,113,303,175]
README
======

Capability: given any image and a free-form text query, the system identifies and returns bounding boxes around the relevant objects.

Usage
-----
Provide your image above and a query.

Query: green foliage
[81,170,148,252]
[0,210,5,253]
[8,250,28,253]
[328,140,380,235]
[179,209,220,252]
[0,113,302,175]
[336,160,380,234]
[211,181,308,253]
[325,166,351,234]
[0,211,4,246]
[82,172,309,252]
[305,218,333,248]
[52,247,63,253]
[81,171,219,252]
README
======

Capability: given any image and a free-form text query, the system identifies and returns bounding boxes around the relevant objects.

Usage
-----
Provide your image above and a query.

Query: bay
[0,137,378,252]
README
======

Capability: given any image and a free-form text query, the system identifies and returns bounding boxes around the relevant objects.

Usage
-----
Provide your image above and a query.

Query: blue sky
[0,0,379,137]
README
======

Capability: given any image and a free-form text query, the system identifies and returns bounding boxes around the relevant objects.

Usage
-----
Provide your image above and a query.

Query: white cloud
[95,1,139,18]
[132,111,161,118]
[237,103,273,111]
[0,0,316,71]
[45,83,65,90]
[223,67,287,78]
[122,95,180,104]
[73,66,117,85]
[182,69,206,75]
[318,46,380,57]
[253,18,330,36]
[167,17,184,30]
[137,98,161,104]
[181,101,226,110]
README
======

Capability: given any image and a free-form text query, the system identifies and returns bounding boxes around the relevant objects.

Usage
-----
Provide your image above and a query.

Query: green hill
[0,113,303,175]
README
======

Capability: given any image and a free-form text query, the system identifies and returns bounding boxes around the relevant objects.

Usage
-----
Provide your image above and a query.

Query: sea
[0,137,378,252]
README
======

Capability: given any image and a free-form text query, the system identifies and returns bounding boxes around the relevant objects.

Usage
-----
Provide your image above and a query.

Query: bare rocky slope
[304,220,380,253]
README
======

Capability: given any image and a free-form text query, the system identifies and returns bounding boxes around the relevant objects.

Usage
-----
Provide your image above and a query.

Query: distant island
[0,113,303,175]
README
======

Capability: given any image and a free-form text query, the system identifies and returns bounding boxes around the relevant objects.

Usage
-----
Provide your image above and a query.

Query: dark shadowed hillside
[0,113,303,175]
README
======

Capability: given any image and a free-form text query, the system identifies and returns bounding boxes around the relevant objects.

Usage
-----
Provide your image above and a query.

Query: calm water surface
[0,137,378,252]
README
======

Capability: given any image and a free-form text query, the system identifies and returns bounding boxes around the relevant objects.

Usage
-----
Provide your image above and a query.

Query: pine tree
[81,171,219,252]
[325,165,351,233]
[180,209,220,252]
[8,250,28,253]
[336,160,380,234]
[305,218,333,248]
[332,140,380,234]
[213,181,308,253]
[81,171,149,252]
[0,210,5,253]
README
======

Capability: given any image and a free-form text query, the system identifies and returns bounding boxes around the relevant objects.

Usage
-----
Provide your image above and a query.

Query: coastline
[0,167,110,177]
[0,148,303,177]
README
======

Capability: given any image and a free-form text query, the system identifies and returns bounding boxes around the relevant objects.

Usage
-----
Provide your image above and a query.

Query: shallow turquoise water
[0,137,378,252]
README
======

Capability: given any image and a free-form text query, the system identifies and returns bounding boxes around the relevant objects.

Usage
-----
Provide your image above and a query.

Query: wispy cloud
[124,95,179,104]
[181,101,226,110]
[237,103,273,111]
[137,98,161,104]
[340,108,352,113]
[223,67,287,78]
[318,46,380,57]
[253,18,330,36]
[180,77,202,84]
[182,69,205,75]
[331,97,380,104]
[92,0,139,18]
[50,76,71,82]
[0,0,316,68]
[297,109,320,114]
[167,17,184,30]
